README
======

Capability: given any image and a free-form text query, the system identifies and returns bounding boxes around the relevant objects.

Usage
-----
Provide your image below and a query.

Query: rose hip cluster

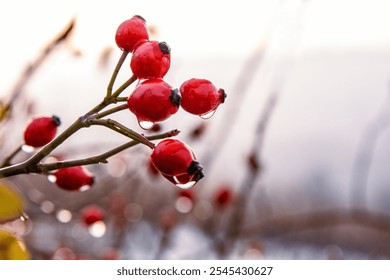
[20,15,226,191]
[117,15,226,189]
[118,15,226,129]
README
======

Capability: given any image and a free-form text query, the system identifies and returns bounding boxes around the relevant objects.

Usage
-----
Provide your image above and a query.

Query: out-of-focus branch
[0,144,23,168]
[243,208,390,238]
[0,18,76,123]
[201,44,266,168]
[349,95,390,208]
[226,93,279,240]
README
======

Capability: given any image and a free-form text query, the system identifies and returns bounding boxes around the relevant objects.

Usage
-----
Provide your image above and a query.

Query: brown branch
[1,18,76,122]
[89,119,155,149]
[37,129,179,173]
[106,51,129,98]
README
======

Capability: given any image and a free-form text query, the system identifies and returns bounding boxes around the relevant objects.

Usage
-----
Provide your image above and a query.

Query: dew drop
[200,110,216,119]
[173,177,196,189]
[79,185,92,192]
[22,144,35,153]
[47,174,57,183]
[138,120,154,130]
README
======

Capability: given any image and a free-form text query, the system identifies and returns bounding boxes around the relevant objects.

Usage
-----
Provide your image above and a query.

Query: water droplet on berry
[200,110,216,119]
[47,174,57,183]
[22,144,35,153]
[138,120,154,130]
[79,185,92,192]
[173,176,196,189]
[88,221,106,238]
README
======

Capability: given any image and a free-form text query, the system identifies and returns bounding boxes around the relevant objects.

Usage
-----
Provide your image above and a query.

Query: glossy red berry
[179,78,226,118]
[127,79,181,129]
[213,186,233,208]
[24,115,61,147]
[53,166,94,191]
[151,139,203,188]
[130,41,171,79]
[81,206,104,226]
[115,15,149,52]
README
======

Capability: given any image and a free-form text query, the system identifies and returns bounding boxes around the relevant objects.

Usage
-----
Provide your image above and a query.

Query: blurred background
[1,0,390,259]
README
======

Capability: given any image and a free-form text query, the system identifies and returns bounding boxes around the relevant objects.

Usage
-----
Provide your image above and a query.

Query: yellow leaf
[0,229,30,260]
[0,181,24,223]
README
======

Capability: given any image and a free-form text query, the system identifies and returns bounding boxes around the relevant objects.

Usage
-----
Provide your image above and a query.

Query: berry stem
[95,104,128,119]
[106,51,129,98]
[111,75,137,99]
[84,74,137,117]
[0,144,23,168]
[90,119,155,149]
[37,129,180,173]
[115,97,128,102]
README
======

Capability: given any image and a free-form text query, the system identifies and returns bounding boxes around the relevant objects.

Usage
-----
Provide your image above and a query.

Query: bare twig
[37,129,179,173]
[349,95,390,208]
[0,18,76,123]
[106,51,129,98]
[89,119,155,149]
[0,55,141,178]
[0,144,23,168]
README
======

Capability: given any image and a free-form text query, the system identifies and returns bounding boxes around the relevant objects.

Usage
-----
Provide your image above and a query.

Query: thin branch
[106,51,129,98]
[84,75,137,118]
[349,95,390,208]
[0,144,23,168]
[0,60,137,178]
[95,104,128,119]
[1,18,76,123]
[0,119,84,178]
[225,93,279,246]
[200,44,266,168]
[89,118,155,149]
[111,75,137,99]
[38,129,179,173]
[115,97,128,102]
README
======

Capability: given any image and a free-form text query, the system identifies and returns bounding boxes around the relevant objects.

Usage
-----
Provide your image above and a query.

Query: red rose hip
[53,166,94,191]
[179,78,226,118]
[127,79,181,129]
[115,15,149,52]
[130,41,171,79]
[24,115,61,147]
[151,139,203,189]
